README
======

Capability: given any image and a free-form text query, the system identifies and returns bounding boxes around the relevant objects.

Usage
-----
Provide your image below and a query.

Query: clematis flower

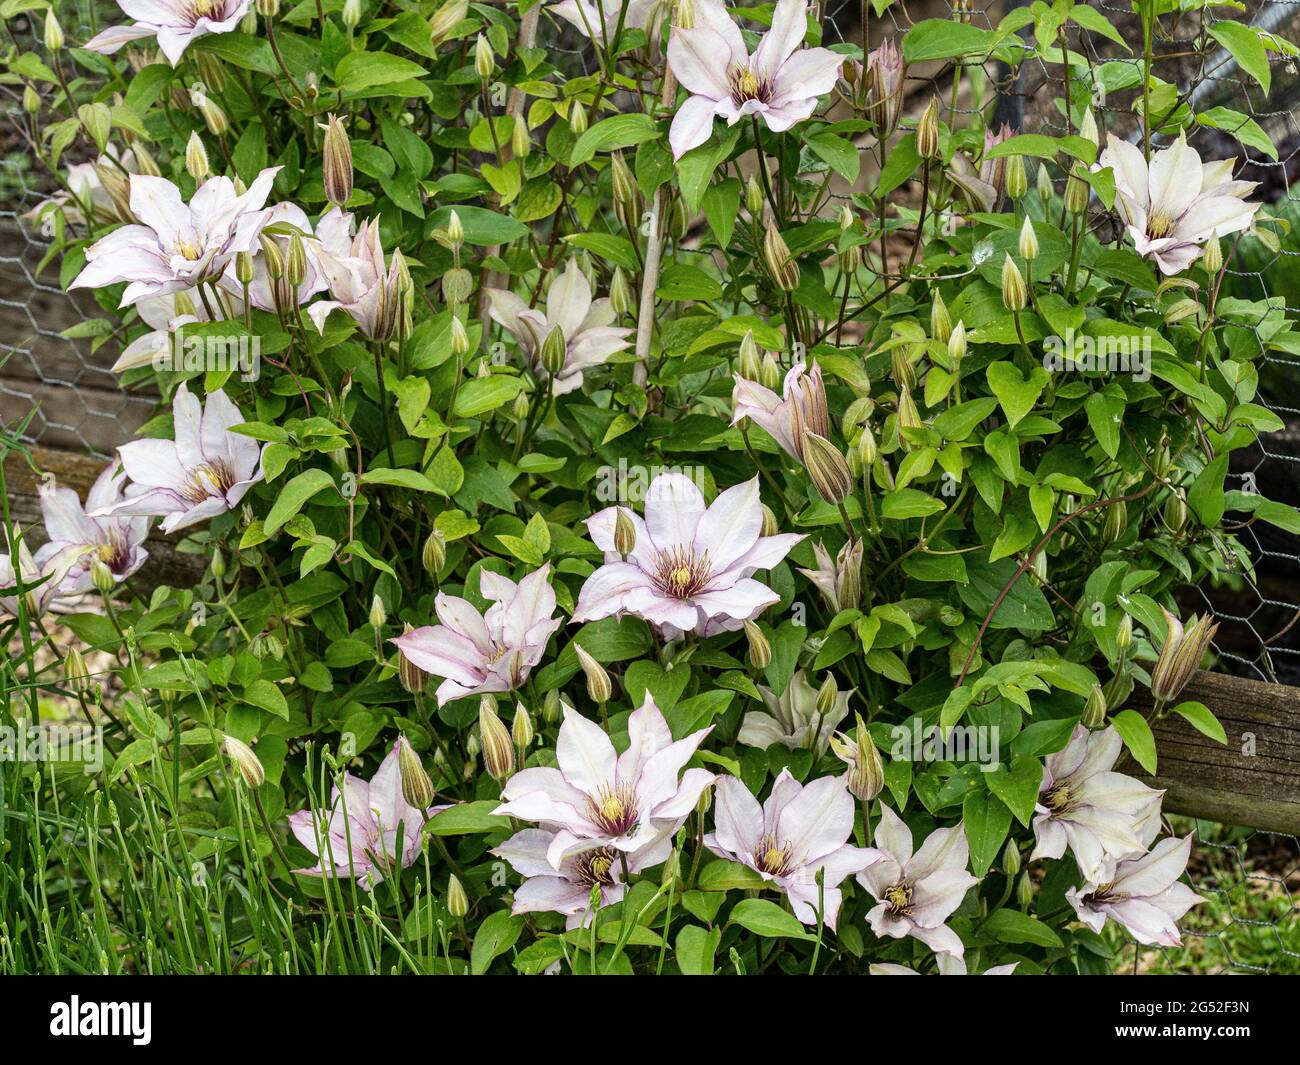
[797,537,862,613]
[220,202,331,312]
[1067,835,1203,947]
[1098,132,1259,275]
[23,147,138,232]
[666,0,844,159]
[731,360,829,463]
[1030,724,1164,883]
[0,528,81,619]
[390,565,563,706]
[288,740,447,890]
[857,804,979,959]
[870,958,1019,975]
[39,465,149,595]
[486,259,632,396]
[979,122,1014,206]
[737,669,851,757]
[85,0,252,67]
[705,770,880,929]
[551,0,662,42]
[307,211,408,340]
[573,472,804,639]
[93,383,265,533]
[1150,606,1218,704]
[69,168,280,307]
[493,826,671,929]
[863,38,905,136]
[494,695,716,867]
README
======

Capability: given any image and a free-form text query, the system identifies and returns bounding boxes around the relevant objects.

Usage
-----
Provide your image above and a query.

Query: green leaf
[1170,701,1228,745]
[1188,452,1229,527]
[675,925,721,975]
[264,468,335,534]
[427,800,512,836]
[805,131,860,183]
[697,859,765,891]
[902,19,999,62]
[454,376,525,418]
[982,909,1062,948]
[963,790,1013,877]
[986,363,1048,428]
[570,113,661,166]
[1084,388,1125,459]
[729,898,816,940]
[471,910,523,975]
[1111,709,1158,775]
[359,467,443,493]
[1208,21,1270,95]
[241,679,289,721]
[336,51,428,92]
[984,756,1043,827]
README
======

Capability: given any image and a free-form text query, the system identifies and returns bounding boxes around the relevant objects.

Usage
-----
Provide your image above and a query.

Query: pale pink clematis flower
[307,211,406,339]
[94,383,265,533]
[23,146,138,233]
[288,739,448,890]
[666,0,844,158]
[494,695,716,868]
[220,202,331,312]
[551,0,661,42]
[730,360,828,462]
[486,259,632,396]
[857,804,979,959]
[69,168,280,307]
[38,466,150,595]
[1099,132,1259,275]
[573,472,803,639]
[706,770,880,929]
[1030,724,1164,883]
[737,669,850,756]
[390,565,563,706]
[1067,835,1203,947]
[0,528,81,619]
[85,0,253,67]
[493,826,671,929]
[110,286,234,373]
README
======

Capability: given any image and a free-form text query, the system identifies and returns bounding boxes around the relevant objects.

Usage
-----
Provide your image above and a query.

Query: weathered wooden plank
[3,444,206,592]
[1124,670,1300,835]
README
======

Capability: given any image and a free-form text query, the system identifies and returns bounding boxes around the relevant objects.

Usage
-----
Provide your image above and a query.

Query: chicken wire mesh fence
[1,0,1298,970]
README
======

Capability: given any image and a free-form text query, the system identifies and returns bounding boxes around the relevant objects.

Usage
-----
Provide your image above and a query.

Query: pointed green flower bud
[512,703,535,749]
[569,99,588,135]
[948,320,967,363]
[540,325,567,376]
[474,33,494,79]
[44,11,64,51]
[802,431,853,504]
[1037,161,1054,201]
[614,507,636,559]
[322,113,353,208]
[479,696,516,781]
[1005,153,1027,200]
[575,644,612,704]
[1001,253,1027,311]
[369,593,387,630]
[398,735,435,809]
[64,646,93,696]
[1082,682,1108,729]
[916,96,941,158]
[743,620,771,670]
[1018,216,1039,262]
[609,266,632,316]
[447,873,470,917]
[931,291,952,344]
[185,131,210,181]
[222,735,265,789]
[762,221,799,292]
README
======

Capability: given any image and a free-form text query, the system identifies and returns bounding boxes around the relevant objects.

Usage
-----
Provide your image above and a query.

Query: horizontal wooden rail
[1125,670,1300,835]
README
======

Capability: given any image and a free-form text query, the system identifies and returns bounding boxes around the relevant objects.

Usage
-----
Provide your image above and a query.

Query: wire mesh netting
[1,0,1298,970]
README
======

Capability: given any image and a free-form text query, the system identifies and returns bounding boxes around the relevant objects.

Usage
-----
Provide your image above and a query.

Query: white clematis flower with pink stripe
[1066,835,1203,947]
[666,0,844,159]
[574,472,803,639]
[93,383,265,534]
[39,465,150,595]
[705,770,881,929]
[69,168,280,307]
[1099,132,1259,275]
[85,0,252,67]
[494,695,716,869]
[390,565,563,706]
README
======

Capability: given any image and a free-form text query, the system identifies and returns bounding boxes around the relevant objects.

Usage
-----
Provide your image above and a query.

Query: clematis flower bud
[540,325,567,376]
[760,352,781,391]
[428,0,468,45]
[398,735,435,809]
[802,432,853,504]
[512,703,534,748]
[1203,237,1223,275]
[575,644,612,704]
[286,231,308,288]
[449,314,470,357]
[194,91,228,136]
[23,85,40,114]
[1151,608,1218,704]
[614,507,636,558]
[511,115,531,160]
[762,221,799,291]
[64,646,93,696]
[91,558,116,595]
[916,96,941,159]
[256,0,278,17]
[542,688,563,724]
[223,735,265,789]
[743,619,771,669]
[422,529,446,577]
[835,538,862,610]
[1116,612,1134,656]
[760,503,778,538]
[342,0,361,28]
[1082,683,1108,729]
[185,131,210,181]
[474,34,494,79]
[398,624,430,694]
[1001,840,1021,877]
[1079,107,1099,147]
[569,99,588,135]
[446,209,465,251]
[863,39,905,136]
[1019,216,1039,262]
[1005,153,1027,200]
[1065,164,1090,214]
[745,175,765,217]
[132,142,160,177]
[890,347,916,393]
[834,716,883,801]
[857,423,878,466]
[322,114,353,208]
[369,593,387,630]
[44,12,64,51]
[1037,161,1054,201]
[1102,498,1127,543]
[1001,253,1027,311]
[931,291,952,343]
[479,697,516,781]
[609,266,632,316]
[948,320,967,363]
[447,874,469,918]
[737,330,761,379]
